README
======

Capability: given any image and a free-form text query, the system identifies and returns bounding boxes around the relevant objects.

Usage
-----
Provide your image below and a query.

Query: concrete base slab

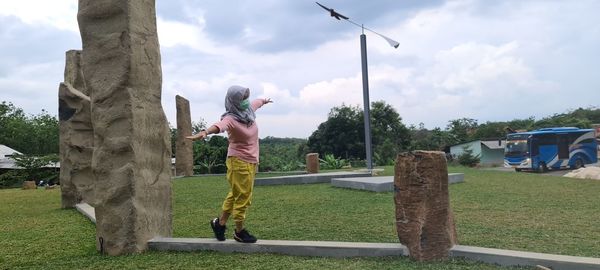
[149,238,406,258]
[255,171,371,186]
[331,173,464,192]
[451,245,600,270]
[148,238,600,269]
[75,203,96,224]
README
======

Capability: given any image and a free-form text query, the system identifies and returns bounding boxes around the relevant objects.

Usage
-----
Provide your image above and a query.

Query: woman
[187,85,272,243]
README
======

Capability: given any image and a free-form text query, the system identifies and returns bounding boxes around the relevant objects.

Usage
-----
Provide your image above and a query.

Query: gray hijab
[221,85,256,126]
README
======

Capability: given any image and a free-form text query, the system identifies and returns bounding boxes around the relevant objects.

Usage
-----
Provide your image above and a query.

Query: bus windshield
[505,139,528,157]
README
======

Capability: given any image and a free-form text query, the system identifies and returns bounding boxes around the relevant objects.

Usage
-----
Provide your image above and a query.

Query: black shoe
[210,218,226,241]
[233,229,257,243]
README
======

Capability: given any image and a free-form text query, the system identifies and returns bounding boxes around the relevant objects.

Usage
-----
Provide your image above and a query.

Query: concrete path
[254,171,371,186]
[331,173,464,192]
[148,237,600,270]
[148,238,406,258]
[486,162,600,177]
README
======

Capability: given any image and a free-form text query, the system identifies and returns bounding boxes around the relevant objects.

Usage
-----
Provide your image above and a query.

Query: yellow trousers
[222,156,257,223]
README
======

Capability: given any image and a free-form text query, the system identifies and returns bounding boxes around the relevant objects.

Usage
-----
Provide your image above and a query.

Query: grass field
[2,166,599,269]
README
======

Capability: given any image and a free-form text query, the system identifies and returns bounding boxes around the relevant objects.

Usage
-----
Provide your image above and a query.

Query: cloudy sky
[1,0,599,138]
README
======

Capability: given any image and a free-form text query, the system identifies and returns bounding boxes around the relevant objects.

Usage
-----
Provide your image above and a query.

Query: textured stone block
[306,153,319,173]
[394,151,457,261]
[175,95,193,176]
[78,0,172,255]
[59,50,94,208]
[22,181,36,190]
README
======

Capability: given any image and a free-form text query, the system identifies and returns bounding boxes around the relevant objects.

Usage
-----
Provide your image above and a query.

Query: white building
[449,139,506,167]
[0,144,22,169]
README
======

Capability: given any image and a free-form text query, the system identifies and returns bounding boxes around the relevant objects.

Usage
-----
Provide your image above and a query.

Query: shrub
[0,170,28,188]
[457,146,480,167]
[319,154,348,170]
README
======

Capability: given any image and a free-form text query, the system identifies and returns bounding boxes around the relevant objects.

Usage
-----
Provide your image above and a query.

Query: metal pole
[360,33,373,172]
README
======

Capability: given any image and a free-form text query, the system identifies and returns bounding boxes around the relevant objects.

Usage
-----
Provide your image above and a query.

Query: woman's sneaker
[233,229,257,243]
[210,218,226,241]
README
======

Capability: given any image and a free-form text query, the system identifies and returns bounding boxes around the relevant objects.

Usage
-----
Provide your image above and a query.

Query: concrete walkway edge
[148,238,407,258]
[148,237,600,269]
[75,203,96,224]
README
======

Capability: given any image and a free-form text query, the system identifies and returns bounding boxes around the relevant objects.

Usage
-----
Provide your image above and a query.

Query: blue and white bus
[504,127,598,172]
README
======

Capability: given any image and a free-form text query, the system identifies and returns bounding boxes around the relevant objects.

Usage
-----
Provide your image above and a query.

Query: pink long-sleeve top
[212,99,267,164]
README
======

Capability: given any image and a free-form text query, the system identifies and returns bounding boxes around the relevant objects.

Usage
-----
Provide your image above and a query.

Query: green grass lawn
[2,166,599,269]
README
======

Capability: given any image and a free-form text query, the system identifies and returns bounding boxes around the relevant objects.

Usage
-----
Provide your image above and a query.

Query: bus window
[558,135,569,159]
[531,139,539,155]
[537,134,557,145]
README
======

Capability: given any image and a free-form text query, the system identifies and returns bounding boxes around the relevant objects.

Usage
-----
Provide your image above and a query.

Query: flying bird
[316,2,349,20]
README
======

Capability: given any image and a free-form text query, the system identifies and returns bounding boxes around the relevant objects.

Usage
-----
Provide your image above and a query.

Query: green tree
[457,146,480,167]
[472,121,510,139]
[0,101,29,152]
[370,101,411,165]
[533,114,591,129]
[0,102,58,155]
[307,104,364,160]
[259,137,307,172]
[11,153,59,182]
[193,135,228,174]
[307,102,410,166]
[446,118,478,145]
[170,119,206,156]
[409,124,453,151]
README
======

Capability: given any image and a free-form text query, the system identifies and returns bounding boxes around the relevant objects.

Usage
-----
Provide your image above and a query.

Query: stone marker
[306,153,319,173]
[394,151,457,261]
[59,50,94,209]
[175,95,193,176]
[22,181,36,190]
[78,0,172,255]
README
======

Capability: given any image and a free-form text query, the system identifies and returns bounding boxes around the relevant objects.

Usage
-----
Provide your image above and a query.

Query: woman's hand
[264,98,273,104]
[186,130,208,141]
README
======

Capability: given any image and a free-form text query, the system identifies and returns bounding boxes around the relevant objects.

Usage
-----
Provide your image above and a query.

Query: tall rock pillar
[59,50,94,208]
[394,151,457,261]
[175,95,193,177]
[77,0,172,255]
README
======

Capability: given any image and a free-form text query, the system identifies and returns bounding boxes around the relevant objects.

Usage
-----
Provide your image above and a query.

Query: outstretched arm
[251,98,273,111]
[185,125,220,141]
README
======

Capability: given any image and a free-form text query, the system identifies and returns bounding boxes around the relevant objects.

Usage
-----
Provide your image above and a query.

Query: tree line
[2,99,599,176]
[0,101,58,155]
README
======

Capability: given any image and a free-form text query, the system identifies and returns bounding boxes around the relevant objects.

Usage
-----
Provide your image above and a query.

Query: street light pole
[316,2,399,173]
[360,31,373,172]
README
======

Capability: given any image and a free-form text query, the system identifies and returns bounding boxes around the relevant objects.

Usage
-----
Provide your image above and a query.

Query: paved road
[485,162,599,176]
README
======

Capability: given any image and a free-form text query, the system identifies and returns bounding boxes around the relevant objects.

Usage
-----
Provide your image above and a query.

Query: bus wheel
[572,158,584,170]
[537,162,547,173]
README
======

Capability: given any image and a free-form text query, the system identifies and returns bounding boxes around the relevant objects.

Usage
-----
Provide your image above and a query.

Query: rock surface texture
[306,153,319,173]
[78,0,172,255]
[59,50,94,208]
[394,151,457,261]
[175,95,193,177]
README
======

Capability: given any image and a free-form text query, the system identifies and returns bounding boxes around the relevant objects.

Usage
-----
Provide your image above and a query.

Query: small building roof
[450,139,506,150]
[0,144,22,158]
[481,140,506,150]
[0,145,21,169]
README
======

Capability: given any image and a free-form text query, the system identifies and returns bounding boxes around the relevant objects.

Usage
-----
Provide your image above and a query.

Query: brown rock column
[175,95,193,176]
[78,0,172,255]
[59,50,94,208]
[306,153,319,173]
[394,151,457,261]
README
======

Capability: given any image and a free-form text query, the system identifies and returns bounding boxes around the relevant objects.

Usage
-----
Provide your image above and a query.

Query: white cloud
[2,0,600,140]
[0,0,78,32]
